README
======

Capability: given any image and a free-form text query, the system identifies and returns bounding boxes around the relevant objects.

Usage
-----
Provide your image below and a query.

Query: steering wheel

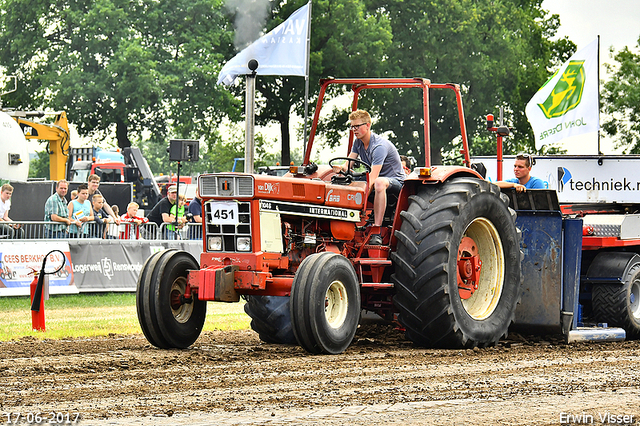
[328,157,372,185]
[328,157,372,179]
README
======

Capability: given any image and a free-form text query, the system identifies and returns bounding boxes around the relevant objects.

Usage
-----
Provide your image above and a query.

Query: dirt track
[1,325,640,425]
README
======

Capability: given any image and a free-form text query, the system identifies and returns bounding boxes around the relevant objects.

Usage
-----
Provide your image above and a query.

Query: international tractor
[136,78,636,354]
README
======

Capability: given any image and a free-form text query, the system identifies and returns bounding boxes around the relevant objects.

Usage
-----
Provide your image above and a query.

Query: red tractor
[136,78,522,354]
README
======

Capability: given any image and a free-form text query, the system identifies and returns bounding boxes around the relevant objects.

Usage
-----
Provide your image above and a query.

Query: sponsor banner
[474,155,640,204]
[259,200,360,222]
[0,240,202,296]
[0,242,76,297]
[69,240,202,292]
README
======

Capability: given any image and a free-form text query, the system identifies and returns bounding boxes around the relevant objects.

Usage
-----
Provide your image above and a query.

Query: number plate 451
[210,202,239,225]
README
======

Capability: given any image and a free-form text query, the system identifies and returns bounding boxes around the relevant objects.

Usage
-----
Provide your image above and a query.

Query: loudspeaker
[168,139,199,162]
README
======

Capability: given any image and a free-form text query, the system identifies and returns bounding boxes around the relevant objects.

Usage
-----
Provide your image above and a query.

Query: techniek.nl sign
[475,156,640,204]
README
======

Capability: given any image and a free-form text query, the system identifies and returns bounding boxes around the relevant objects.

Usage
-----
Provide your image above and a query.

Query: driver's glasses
[350,123,367,131]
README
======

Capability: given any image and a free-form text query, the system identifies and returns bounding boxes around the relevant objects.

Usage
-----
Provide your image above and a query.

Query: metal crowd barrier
[0,221,203,240]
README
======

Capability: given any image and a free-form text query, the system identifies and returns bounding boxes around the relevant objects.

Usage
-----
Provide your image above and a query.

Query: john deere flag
[217,3,310,86]
[526,38,599,150]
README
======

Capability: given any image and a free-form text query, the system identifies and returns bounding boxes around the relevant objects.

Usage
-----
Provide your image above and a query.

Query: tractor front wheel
[136,249,206,349]
[290,252,360,354]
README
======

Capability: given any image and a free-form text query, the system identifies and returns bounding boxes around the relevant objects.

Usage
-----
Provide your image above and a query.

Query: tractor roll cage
[303,77,471,168]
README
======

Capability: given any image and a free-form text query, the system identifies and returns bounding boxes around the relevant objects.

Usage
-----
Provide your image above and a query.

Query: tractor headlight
[208,236,222,251]
[236,236,251,252]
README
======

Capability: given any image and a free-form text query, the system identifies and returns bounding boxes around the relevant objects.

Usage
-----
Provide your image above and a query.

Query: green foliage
[602,37,640,153]
[0,0,239,151]
[244,0,394,165]
[27,151,50,179]
[1,0,576,170]
[359,0,574,165]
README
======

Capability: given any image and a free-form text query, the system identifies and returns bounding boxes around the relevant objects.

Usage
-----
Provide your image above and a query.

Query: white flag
[217,3,311,86]
[526,38,599,150]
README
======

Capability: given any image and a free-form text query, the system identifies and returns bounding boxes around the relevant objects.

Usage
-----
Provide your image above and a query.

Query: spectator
[68,183,94,238]
[165,194,188,239]
[0,183,25,239]
[90,194,114,238]
[120,202,149,239]
[70,190,78,201]
[399,155,411,175]
[106,204,121,239]
[87,174,121,225]
[188,187,203,239]
[44,179,78,239]
[147,185,182,239]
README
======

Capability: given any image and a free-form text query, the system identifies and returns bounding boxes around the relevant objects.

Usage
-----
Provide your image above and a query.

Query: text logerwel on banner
[526,38,600,151]
[217,3,310,86]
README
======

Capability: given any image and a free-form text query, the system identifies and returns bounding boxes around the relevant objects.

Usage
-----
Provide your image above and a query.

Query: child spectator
[0,183,25,239]
[107,204,121,239]
[70,190,78,201]
[68,183,94,238]
[167,194,188,239]
[120,202,149,239]
[90,194,114,238]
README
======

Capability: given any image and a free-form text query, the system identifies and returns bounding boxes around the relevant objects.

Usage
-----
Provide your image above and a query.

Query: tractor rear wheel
[392,177,522,348]
[244,295,296,344]
[136,249,206,349]
[290,252,360,354]
[592,260,640,339]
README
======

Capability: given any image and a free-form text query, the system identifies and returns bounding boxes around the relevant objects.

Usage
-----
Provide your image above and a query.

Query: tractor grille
[200,175,254,198]
[204,201,252,252]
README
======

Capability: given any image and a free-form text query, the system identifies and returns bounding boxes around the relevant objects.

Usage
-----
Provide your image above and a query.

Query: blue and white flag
[217,3,310,86]
[525,38,600,150]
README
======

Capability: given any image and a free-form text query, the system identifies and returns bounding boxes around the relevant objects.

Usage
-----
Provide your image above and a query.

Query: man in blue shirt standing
[333,110,405,245]
[497,153,546,192]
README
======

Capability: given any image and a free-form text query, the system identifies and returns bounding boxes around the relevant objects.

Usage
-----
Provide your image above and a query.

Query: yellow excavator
[1,76,70,181]
[9,110,70,181]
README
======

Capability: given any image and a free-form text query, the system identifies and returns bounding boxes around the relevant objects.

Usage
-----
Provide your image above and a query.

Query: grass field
[0,293,250,341]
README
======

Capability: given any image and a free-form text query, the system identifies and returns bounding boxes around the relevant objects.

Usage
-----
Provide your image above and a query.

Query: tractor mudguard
[584,252,640,285]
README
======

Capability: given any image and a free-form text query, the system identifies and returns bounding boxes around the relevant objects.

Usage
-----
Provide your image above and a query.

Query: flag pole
[302,0,312,161]
[597,34,601,155]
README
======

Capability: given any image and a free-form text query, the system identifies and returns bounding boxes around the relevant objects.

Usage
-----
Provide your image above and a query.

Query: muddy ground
[1,325,640,425]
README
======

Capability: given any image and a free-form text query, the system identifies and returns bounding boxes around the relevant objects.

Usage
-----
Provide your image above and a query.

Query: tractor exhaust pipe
[244,59,258,174]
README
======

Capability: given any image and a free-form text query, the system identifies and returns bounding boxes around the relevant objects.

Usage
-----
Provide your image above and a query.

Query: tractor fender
[421,165,484,183]
[584,252,640,285]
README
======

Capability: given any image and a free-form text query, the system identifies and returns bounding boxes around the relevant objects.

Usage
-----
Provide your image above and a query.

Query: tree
[220,0,394,165]
[0,0,239,151]
[28,151,50,179]
[602,37,640,153]
[356,0,575,165]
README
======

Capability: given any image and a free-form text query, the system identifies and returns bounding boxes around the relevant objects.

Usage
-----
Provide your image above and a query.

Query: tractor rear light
[418,167,432,177]
[236,236,251,251]
[289,165,299,174]
[208,236,223,251]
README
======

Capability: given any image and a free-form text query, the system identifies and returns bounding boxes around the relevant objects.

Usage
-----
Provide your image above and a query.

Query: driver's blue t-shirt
[506,176,547,189]
[351,132,405,182]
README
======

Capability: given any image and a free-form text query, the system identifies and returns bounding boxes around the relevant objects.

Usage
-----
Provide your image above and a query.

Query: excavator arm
[10,111,70,181]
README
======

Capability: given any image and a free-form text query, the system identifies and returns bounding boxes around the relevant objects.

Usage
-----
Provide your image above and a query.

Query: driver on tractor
[333,110,405,245]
